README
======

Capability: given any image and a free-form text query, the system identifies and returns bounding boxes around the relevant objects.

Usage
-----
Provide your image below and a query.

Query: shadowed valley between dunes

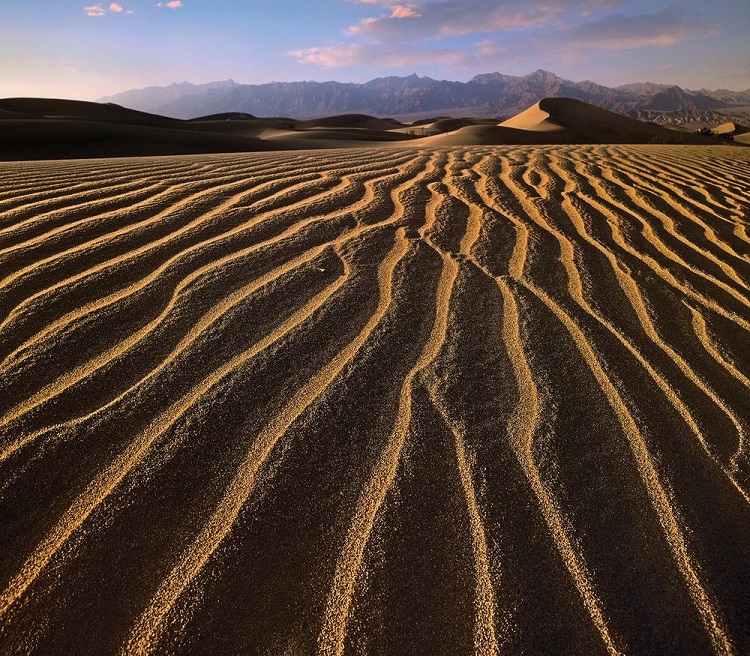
[0,140,748,655]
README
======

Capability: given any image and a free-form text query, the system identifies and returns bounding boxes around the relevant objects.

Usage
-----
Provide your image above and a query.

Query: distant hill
[643,86,729,112]
[99,80,241,115]
[98,70,750,122]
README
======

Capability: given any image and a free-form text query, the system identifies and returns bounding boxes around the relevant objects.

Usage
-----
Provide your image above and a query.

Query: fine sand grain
[0,145,748,655]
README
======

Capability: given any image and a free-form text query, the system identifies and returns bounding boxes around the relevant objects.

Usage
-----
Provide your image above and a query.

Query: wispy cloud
[540,6,720,55]
[84,2,132,16]
[475,40,506,57]
[390,5,420,19]
[84,4,107,16]
[344,0,625,39]
[290,43,469,68]
[155,0,183,7]
[295,0,719,75]
[290,40,512,71]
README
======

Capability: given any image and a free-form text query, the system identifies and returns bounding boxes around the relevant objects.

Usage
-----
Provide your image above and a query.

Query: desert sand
[0,96,732,159]
[0,95,749,655]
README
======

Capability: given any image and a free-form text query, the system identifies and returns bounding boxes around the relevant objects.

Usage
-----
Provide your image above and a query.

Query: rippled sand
[0,145,748,655]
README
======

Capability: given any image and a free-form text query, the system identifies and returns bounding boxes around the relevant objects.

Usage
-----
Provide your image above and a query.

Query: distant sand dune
[0,145,749,655]
[0,97,733,160]
[498,98,689,143]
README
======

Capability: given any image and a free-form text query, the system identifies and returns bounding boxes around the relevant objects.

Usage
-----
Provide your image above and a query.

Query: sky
[1,0,749,100]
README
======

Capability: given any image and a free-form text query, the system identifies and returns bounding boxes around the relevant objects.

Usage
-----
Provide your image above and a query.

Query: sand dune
[416,124,569,146]
[0,101,410,159]
[711,122,750,145]
[0,145,749,655]
[0,97,183,126]
[712,122,749,136]
[1,97,732,160]
[498,97,707,144]
[410,99,724,147]
[500,101,569,132]
[296,114,404,131]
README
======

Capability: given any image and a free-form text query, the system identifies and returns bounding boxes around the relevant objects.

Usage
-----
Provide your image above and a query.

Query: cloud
[84,4,107,16]
[295,0,718,76]
[84,2,132,16]
[290,44,362,68]
[155,0,183,7]
[351,0,418,4]
[291,43,470,68]
[390,5,420,18]
[541,6,720,54]
[345,0,625,39]
[475,40,506,57]
[290,39,513,71]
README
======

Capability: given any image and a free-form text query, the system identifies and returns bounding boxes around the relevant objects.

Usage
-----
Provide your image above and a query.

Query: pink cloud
[84,3,107,16]
[346,17,378,35]
[84,2,132,16]
[343,0,627,41]
[475,40,507,57]
[291,39,514,70]
[155,0,183,7]
[391,5,420,18]
[290,44,366,68]
[296,0,711,76]
[541,7,720,54]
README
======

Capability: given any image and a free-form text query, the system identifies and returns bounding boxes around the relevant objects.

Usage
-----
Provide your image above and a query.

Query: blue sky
[1,0,748,99]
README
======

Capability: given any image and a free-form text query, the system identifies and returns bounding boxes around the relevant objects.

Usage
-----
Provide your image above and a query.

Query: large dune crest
[0,145,748,654]
[498,97,700,143]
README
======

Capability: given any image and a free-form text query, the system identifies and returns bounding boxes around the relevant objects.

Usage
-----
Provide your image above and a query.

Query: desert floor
[0,145,749,655]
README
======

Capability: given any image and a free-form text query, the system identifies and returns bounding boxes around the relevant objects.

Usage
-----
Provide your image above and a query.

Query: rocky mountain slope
[98,70,750,122]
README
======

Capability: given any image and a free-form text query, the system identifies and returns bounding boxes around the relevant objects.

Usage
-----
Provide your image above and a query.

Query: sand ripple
[0,146,749,655]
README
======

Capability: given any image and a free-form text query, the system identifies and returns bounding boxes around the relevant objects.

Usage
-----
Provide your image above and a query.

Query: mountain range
[98,70,750,123]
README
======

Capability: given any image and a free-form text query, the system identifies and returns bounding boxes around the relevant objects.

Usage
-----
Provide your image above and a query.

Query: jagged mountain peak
[524,69,563,80]
[97,71,750,121]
